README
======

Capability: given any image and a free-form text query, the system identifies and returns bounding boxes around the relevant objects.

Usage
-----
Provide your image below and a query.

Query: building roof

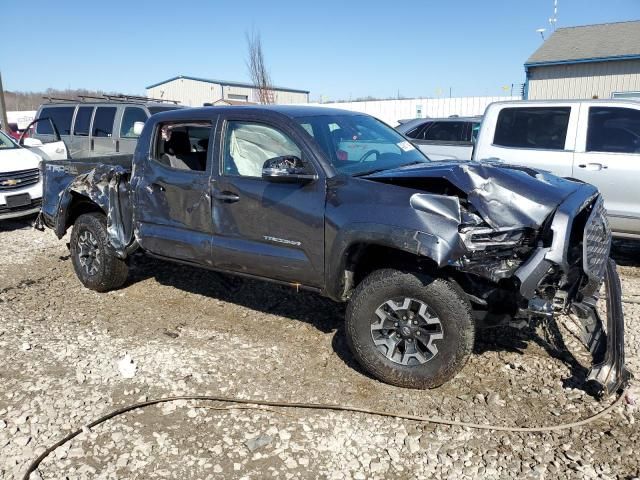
[526,20,640,66]
[146,75,310,94]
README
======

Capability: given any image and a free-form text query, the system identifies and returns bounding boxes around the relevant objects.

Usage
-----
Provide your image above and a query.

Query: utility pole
[0,72,9,133]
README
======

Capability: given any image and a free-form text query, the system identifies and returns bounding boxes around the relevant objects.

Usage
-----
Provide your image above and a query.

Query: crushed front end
[459,187,630,397]
[366,162,630,396]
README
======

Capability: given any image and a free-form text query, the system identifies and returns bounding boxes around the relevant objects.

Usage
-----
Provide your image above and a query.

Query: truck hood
[0,147,41,173]
[365,161,585,230]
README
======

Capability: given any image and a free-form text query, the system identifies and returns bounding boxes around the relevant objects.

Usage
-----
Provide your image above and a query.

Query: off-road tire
[345,269,475,389]
[70,212,128,292]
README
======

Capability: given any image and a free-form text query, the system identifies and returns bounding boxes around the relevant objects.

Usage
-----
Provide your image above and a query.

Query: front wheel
[345,269,474,389]
[70,212,129,292]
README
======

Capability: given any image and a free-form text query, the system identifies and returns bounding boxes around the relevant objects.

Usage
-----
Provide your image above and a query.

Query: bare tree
[246,29,274,104]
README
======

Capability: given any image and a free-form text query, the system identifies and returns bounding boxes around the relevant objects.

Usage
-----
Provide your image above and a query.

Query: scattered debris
[117,353,137,379]
[244,434,273,452]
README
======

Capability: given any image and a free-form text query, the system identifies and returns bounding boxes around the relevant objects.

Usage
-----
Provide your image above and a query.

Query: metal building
[145,75,310,107]
[312,96,520,126]
[525,21,640,100]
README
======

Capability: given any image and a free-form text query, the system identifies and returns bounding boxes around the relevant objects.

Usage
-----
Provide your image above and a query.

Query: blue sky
[2,0,638,101]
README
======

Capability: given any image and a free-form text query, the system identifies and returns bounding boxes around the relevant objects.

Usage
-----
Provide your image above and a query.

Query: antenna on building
[549,0,558,30]
[536,28,546,40]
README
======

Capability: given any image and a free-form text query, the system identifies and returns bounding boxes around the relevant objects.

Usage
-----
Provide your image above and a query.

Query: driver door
[21,118,68,160]
[210,115,326,287]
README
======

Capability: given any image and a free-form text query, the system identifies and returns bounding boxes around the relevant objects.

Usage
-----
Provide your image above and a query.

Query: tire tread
[345,268,475,389]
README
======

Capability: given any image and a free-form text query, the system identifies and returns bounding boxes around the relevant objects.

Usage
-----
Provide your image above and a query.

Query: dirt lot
[1,218,639,479]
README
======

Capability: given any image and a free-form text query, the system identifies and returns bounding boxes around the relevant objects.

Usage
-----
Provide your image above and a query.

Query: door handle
[55,147,65,154]
[213,191,240,203]
[578,163,607,171]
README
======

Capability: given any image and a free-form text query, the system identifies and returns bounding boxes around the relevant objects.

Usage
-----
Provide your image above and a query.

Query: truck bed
[40,154,133,233]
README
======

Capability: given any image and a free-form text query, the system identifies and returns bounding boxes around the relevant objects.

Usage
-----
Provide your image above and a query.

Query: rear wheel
[70,212,128,292]
[345,269,474,388]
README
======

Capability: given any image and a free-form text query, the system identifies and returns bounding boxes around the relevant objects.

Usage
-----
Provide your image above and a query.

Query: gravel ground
[1,217,639,479]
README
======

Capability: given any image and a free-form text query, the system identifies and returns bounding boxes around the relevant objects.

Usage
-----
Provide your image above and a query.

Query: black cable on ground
[22,388,629,480]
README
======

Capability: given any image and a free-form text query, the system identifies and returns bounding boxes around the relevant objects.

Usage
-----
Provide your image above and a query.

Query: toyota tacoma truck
[36,106,630,396]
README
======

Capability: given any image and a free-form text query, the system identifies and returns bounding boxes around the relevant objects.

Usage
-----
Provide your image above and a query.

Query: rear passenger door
[90,106,117,156]
[573,104,640,235]
[476,105,577,177]
[134,118,215,264]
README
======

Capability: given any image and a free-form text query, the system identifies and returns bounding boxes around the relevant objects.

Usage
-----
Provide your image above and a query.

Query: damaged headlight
[460,227,533,251]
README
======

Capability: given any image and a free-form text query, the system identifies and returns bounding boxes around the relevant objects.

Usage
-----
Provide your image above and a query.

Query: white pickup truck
[473,99,640,238]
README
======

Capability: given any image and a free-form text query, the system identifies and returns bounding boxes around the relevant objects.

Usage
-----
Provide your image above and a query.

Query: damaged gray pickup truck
[37,106,630,396]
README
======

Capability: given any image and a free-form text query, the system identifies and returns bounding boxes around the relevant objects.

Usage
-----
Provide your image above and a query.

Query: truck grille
[582,198,611,283]
[0,169,40,191]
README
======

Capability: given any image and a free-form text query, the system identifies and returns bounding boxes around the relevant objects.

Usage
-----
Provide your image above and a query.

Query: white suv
[0,130,44,220]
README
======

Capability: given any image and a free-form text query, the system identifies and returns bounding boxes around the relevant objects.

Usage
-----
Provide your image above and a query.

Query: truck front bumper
[575,259,631,397]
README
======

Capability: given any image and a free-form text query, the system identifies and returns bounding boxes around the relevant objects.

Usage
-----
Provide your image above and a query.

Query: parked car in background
[5,122,26,141]
[30,95,182,158]
[474,100,640,238]
[396,116,482,160]
[0,129,44,220]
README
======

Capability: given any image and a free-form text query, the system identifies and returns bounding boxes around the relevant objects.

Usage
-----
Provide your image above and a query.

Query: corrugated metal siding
[146,78,308,106]
[147,78,222,106]
[528,59,640,99]
[306,96,521,125]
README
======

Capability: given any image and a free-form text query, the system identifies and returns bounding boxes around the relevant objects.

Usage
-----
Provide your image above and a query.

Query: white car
[0,129,45,220]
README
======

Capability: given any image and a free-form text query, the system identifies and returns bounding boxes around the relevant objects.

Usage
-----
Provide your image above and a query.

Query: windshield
[297,114,429,175]
[0,130,17,150]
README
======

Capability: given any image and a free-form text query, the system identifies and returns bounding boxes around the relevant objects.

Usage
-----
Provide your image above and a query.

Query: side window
[92,107,117,138]
[423,122,467,142]
[494,107,571,150]
[587,107,640,154]
[36,107,74,135]
[73,106,94,136]
[153,121,211,172]
[223,121,302,177]
[405,122,431,139]
[471,122,481,143]
[300,123,315,137]
[120,107,148,138]
[36,108,53,135]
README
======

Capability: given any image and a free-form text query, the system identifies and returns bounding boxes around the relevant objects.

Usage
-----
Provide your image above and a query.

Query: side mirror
[132,121,145,137]
[262,155,317,183]
[22,137,44,147]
